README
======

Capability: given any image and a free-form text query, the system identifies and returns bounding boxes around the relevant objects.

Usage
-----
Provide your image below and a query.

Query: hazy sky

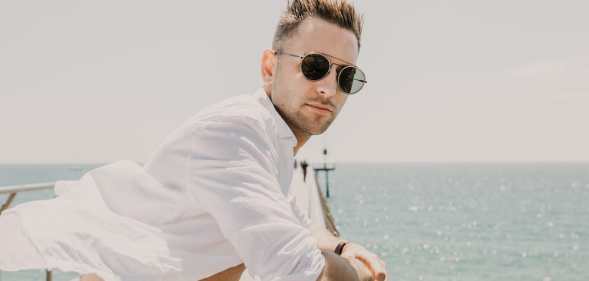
[1,0,588,164]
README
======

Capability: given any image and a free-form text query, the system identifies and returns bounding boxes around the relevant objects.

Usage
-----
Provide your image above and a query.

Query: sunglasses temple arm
[277,51,304,60]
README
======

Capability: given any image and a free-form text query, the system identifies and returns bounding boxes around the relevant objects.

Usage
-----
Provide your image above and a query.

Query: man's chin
[305,124,331,135]
[291,116,333,136]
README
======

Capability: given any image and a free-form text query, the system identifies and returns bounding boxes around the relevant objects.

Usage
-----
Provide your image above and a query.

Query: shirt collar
[254,88,297,144]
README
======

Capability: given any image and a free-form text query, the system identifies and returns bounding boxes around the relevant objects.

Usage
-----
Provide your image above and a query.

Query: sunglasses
[274,50,367,95]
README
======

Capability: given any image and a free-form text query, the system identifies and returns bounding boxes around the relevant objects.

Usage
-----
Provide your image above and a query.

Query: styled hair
[272,0,363,51]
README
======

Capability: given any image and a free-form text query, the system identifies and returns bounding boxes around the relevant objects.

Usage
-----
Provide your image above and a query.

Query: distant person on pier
[301,159,310,182]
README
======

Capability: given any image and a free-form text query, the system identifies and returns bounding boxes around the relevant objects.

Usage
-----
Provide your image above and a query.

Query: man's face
[266,17,360,137]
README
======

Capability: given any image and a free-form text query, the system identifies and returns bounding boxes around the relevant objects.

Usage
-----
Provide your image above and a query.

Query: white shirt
[0,88,325,281]
[142,88,325,281]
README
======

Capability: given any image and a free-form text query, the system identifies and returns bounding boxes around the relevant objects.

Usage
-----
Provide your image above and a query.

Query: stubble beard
[289,108,335,136]
[272,68,336,137]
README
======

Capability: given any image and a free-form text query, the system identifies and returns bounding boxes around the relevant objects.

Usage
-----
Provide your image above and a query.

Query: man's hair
[272,0,363,51]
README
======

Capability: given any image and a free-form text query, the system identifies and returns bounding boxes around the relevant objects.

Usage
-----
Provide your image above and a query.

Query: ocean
[1,163,588,281]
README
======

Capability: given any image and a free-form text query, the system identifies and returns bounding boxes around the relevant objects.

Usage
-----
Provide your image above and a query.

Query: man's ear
[260,49,277,93]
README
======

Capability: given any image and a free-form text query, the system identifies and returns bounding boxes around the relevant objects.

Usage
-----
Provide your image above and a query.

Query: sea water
[1,163,588,281]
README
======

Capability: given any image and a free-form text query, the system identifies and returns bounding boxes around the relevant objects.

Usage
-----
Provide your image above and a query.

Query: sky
[1,0,588,164]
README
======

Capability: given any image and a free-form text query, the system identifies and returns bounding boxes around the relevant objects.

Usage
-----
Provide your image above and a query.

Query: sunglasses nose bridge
[315,65,339,97]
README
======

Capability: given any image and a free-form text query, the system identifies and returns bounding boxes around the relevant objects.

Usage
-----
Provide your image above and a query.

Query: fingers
[355,254,387,281]
[340,243,388,281]
[346,256,373,281]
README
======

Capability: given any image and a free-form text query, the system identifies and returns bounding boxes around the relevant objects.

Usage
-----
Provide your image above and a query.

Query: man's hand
[311,228,388,280]
[342,255,373,281]
[340,243,387,281]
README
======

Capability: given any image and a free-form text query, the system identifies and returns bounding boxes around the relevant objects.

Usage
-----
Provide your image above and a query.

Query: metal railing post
[0,192,17,215]
[46,270,52,281]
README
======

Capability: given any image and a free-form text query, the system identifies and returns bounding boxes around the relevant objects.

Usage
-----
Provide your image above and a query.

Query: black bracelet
[334,241,348,255]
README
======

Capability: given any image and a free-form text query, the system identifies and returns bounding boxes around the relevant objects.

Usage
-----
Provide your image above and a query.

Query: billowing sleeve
[187,116,325,281]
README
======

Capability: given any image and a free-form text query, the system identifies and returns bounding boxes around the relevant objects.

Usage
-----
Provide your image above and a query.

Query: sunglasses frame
[273,50,367,95]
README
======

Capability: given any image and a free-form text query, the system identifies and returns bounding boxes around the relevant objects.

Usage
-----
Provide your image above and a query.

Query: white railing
[0,182,55,194]
[0,182,55,214]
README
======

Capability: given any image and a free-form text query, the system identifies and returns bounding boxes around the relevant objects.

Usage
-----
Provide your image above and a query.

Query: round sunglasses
[274,50,367,95]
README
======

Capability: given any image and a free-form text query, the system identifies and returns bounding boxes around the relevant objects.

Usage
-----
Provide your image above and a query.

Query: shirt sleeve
[187,116,325,281]
[288,195,313,230]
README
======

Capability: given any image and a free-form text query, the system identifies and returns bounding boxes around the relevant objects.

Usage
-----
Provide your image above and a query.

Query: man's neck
[292,128,310,155]
[268,101,310,155]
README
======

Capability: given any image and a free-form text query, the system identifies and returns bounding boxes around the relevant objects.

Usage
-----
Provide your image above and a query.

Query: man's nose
[315,66,339,98]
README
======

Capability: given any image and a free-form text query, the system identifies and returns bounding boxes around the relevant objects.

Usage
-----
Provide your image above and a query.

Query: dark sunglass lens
[338,66,366,94]
[301,54,330,80]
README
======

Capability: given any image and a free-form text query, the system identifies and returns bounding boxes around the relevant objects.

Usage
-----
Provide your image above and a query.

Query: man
[141,1,386,280]
[1,1,387,281]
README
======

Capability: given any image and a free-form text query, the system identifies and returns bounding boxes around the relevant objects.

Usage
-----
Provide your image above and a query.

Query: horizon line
[2,160,589,165]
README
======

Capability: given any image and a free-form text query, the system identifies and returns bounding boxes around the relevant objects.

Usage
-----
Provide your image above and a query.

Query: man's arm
[186,116,330,280]
[200,228,383,281]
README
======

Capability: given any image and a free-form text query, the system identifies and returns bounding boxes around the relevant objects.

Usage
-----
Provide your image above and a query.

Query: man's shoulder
[167,91,278,145]
[202,93,267,120]
[147,91,278,167]
[188,92,274,131]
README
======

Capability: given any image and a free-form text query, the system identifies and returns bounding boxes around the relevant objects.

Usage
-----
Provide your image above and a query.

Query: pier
[312,148,336,198]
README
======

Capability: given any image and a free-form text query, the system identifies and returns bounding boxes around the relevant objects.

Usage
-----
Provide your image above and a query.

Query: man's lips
[305,103,334,113]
